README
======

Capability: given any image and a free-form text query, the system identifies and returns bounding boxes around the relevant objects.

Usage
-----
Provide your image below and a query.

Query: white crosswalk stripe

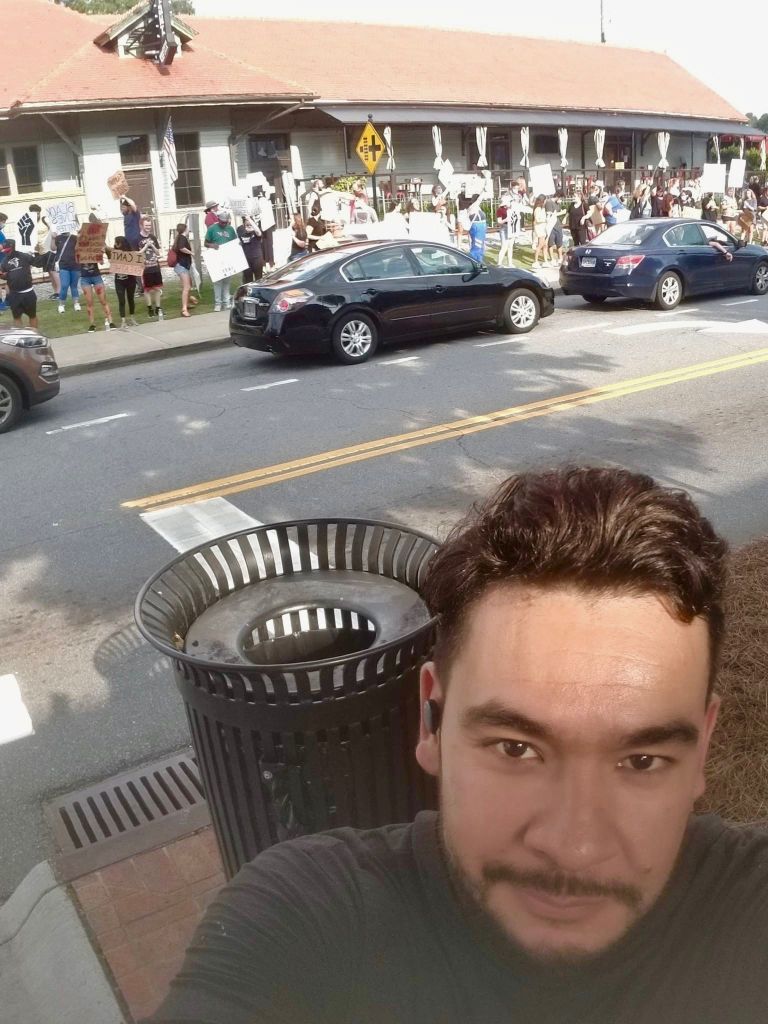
[0,674,34,746]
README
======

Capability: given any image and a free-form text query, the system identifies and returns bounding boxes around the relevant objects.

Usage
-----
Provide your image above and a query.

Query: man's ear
[415,662,443,778]
[694,694,721,801]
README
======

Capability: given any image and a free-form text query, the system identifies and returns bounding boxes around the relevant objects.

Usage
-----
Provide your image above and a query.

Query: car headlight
[270,289,314,314]
[2,334,49,348]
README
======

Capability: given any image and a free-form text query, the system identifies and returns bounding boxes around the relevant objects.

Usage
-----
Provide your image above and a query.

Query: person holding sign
[204,209,237,311]
[79,215,116,332]
[108,237,139,330]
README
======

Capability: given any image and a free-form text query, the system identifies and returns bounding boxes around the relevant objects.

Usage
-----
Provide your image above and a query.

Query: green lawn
[2,278,219,339]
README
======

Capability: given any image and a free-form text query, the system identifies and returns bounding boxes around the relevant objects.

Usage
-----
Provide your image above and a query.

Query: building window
[118,134,150,166]
[12,146,41,194]
[0,149,10,197]
[174,132,203,207]
[247,133,288,173]
[468,132,510,170]
[532,133,558,155]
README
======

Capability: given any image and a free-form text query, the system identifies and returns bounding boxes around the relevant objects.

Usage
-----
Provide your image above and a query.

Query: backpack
[166,246,178,268]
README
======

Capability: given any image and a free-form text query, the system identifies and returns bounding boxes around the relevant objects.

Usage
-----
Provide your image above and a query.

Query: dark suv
[0,327,60,433]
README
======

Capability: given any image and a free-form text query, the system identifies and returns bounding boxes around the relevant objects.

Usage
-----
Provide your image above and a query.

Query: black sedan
[230,240,555,364]
[560,218,768,310]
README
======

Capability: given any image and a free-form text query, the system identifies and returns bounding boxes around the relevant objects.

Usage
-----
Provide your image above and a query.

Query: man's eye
[622,754,667,772]
[496,740,538,760]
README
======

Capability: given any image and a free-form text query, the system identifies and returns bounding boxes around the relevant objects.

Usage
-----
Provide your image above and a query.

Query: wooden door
[123,168,155,217]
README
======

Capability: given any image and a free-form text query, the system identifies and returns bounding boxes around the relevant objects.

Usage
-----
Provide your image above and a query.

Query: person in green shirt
[204,208,237,311]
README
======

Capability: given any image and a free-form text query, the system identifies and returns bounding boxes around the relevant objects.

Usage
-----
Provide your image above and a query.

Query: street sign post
[355,118,385,214]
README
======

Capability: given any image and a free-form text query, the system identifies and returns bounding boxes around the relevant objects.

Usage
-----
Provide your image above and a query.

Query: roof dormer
[93,0,196,65]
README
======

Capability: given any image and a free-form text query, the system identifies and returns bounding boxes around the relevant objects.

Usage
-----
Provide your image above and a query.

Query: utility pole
[600,0,606,43]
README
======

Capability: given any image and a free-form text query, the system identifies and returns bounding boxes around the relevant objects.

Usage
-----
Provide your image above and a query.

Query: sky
[192,0,764,117]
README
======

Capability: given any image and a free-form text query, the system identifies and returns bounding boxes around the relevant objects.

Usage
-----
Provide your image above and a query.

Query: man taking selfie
[151,466,768,1024]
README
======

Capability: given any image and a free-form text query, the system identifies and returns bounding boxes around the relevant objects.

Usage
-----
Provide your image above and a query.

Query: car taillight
[615,255,645,275]
[271,289,314,313]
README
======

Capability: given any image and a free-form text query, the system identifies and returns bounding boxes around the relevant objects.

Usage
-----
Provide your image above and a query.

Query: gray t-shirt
[151,811,768,1024]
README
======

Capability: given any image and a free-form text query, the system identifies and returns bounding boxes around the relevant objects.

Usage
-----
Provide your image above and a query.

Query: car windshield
[262,250,342,283]
[591,223,658,247]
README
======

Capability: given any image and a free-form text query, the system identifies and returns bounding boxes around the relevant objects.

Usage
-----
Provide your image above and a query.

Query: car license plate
[581,257,597,268]
[242,298,257,318]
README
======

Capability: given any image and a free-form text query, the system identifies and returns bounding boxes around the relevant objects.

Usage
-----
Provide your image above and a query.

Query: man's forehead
[446,584,710,701]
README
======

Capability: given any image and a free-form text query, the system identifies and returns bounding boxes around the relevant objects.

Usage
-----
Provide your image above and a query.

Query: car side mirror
[737,239,746,249]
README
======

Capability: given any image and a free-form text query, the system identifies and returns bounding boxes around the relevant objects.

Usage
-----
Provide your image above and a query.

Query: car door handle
[433,285,445,294]
[364,287,378,295]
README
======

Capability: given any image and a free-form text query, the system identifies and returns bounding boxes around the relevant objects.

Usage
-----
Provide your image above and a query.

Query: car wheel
[654,271,683,310]
[0,373,22,434]
[752,261,768,295]
[500,288,540,334]
[583,294,607,304]
[331,313,379,364]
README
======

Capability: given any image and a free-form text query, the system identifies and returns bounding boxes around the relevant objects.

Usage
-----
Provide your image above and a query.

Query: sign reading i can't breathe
[355,122,385,175]
[108,249,145,277]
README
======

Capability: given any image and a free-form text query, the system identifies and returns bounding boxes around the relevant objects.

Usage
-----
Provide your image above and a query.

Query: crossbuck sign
[355,122,385,175]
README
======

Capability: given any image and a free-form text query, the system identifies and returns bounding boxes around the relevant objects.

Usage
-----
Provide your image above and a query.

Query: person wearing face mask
[138,215,164,319]
[205,208,237,311]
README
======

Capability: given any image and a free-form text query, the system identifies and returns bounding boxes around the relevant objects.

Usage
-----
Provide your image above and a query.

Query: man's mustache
[483,862,642,912]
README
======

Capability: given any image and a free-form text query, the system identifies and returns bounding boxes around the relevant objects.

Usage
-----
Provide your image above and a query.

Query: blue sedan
[560,218,768,310]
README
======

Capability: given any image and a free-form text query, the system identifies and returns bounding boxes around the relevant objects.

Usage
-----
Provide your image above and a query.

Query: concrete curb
[58,334,230,378]
[0,861,125,1023]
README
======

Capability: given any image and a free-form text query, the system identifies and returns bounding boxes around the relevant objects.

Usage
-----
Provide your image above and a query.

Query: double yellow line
[124,344,768,513]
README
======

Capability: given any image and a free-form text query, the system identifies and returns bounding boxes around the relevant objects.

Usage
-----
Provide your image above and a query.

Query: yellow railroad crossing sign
[355,121,385,174]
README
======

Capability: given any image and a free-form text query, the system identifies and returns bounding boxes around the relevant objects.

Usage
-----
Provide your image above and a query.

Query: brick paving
[71,827,225,1023]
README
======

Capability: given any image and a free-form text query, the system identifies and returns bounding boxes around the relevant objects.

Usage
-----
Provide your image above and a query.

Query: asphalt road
[3,291,768,896]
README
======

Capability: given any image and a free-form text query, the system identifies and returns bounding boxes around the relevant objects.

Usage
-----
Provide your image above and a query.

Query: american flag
[163,115,178,184]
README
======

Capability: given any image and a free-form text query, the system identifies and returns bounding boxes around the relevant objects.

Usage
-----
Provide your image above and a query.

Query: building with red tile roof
[0,0,752,237]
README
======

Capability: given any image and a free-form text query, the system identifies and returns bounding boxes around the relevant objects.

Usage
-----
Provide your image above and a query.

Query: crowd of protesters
[1,169,768,330]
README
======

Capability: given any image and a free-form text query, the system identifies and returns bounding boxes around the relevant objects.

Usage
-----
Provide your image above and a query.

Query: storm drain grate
[44,749,210,880]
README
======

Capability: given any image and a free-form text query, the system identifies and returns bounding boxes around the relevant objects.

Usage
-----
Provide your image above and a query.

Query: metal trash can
[135,518,439,878]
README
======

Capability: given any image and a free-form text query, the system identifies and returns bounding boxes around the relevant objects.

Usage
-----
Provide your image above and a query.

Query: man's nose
[522,764,618,874]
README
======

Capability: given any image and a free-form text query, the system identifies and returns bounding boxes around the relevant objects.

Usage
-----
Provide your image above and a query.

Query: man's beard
[436,807,644,967]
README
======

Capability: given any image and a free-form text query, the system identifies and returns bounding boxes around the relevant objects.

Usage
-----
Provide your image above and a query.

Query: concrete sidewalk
[53,309,231,378]
[51,265,562,378]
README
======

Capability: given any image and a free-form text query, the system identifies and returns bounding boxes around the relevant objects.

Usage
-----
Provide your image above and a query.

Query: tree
[68,0,195,14]
[747,112,768,133]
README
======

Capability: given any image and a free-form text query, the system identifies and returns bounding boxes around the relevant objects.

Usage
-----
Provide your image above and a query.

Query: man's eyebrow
[620,722,700,747]
[460,702,700,747]
[460,701,553,741]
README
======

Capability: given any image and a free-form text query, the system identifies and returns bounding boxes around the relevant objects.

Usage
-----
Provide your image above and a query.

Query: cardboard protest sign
[700,163,727,194]
[319,191,343,222]
[528,163,556,197]
[728,158,746,189]
[75,222,108,263]
[201,238,248,282]
[108,249,145,277]
[107,170,128,199]
[46,200,79,234]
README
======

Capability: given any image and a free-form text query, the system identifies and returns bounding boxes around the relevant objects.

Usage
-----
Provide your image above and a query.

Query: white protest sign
[380,211,410,238]
[228,189,252,217]
[528,163,556,197]
[258,197,275,231]
[46,200,79,234]
[728,158,746,189]
[108,249,145,277]
[700,163,727,194]
[407,212,452,244]
[201,238,248,282]
[319,191,343,221]
[438,159,455,188]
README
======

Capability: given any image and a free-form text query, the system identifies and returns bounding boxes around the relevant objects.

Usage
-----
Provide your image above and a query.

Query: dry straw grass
[699,540,768,823]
